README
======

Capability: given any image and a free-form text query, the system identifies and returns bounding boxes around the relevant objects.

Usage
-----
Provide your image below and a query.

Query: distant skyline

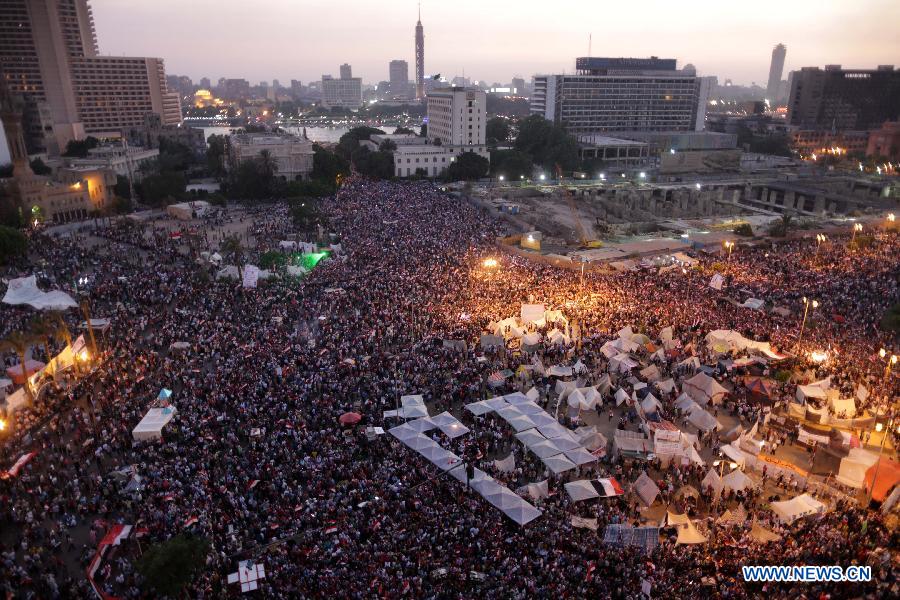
[88,0,900,87]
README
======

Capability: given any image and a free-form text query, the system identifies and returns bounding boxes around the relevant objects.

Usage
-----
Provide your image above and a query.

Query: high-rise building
[0,0,181,154]
[389,60,409,98]
[766,44,787,102]
[222,78,251,101]
[426,87,486,147]
[322,65,362,109]
[511,77,526,95]
[415,7,424,100]
[531,57,713,136]
[199,77,211,90]
[290,79,303,99]
[787,65,900,131]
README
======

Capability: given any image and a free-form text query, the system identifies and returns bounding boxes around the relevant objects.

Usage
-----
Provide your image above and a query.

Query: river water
[197,125,419,145]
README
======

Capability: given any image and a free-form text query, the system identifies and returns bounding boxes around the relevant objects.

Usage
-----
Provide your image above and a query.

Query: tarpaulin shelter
[640,364,661,382]
[609,353,638,374]
[770,494,826,524]
[865,458,900,502]
[656,379,676,394]
[684,372,728,405]
[565,480,600,502]
[744,377,776,398]
[640,394,662,415]
[750,522,782,543]
[132,406,177,441]
[6,360,45,385]
[633,471,661,505]
[675,520,708,545]
[688,407,720,432]
[722,469,757,493]
[741,298,765,310]
[614,388,629,406]
[705,329,785,360]
[521,332,541,351]
[829,396,857,418]
[701,469,724,497]
[2,275,78,310]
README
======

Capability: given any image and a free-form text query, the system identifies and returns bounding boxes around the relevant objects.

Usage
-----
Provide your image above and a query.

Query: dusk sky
[89,0,900,87]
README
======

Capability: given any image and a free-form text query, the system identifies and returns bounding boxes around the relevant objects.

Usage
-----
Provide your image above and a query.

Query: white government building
[371,87,490,178]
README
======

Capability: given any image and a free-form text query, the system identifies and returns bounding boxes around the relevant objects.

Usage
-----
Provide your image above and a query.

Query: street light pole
[796,296,818,349]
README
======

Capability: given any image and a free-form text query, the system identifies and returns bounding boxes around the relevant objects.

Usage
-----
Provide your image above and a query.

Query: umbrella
[339,412,362,425]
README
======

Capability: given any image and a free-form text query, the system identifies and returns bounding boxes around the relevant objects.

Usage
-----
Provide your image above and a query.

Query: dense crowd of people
[0,178,897,598]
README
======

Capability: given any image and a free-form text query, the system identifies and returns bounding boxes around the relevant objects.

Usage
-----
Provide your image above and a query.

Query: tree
[137,535,209,598]
[486,117,510,146]
[882,303,900,333]
[350,146,394,180]
[62,136,100,158]
[768,212,795,237]
[733,223,754,237]
[138,171,187,206]
[290,197,322,230]
[418,123,427,138]
[379,139,398,153]
[445,152,489,181]
[29,158,51,175]
[259,250,287,269]
[312,144,349,184]
[336,127,385,161]
[1,331,39,403]
[157,138,195,172]
[490,149,533,180]
[514,115,579,171]
[0,225,27,264]
[392,126,415,135]
[206,134,227,177]
[114,175,132,200]
[221,235,244,277]
[257,149,279,197]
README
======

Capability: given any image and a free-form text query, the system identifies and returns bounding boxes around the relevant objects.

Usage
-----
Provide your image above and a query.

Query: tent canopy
[770,494,826,524]
[683,372,728,405]
[865,458,900,502]
[132,406,177,441]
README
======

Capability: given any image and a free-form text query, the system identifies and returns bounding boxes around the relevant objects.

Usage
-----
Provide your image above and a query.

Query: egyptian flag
[183,516,199,528]
[2,452,38,479]
[247,480,260,490]
[594,478,624,497]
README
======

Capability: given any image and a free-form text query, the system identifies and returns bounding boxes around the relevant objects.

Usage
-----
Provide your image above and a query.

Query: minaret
[415,4,425,100]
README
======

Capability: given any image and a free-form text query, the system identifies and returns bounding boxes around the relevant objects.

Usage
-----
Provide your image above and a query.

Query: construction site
[476,175,897,267]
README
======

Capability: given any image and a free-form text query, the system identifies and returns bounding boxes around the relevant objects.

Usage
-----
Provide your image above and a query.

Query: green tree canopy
[62,136,100,158]
[445,152,489,181]
[206,134,227,177]
[514,115,580,172]
[312,144,349,184]
[490,149,533,180]
[486,117,511,146]
[0,225,27,264]
[137,535,209,598]
[138,171,187,206]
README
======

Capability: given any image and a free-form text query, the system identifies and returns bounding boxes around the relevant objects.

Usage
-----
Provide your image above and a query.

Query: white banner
[242,265,260,289]
[708,274,724,291]
[520,303,545,324]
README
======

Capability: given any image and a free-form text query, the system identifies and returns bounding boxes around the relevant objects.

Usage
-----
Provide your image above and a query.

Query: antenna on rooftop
[588,33,592,56]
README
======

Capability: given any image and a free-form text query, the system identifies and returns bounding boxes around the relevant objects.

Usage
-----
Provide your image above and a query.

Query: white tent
[633,472,661,505]
[722,469,757,493]
[614,388,630,406]
[796,383,829,403]
[659,326,674,343]
[216,265,240,280]
[493,317,522,339]
[829,396,857,418]
[521,332,541,350]
[640,394,662,415]
[565,480,600,502]
[683,372,729,405]
[701,469,724,497]
[676,520,708,545]
[656,379,676,394]
[675,392,695,412]
[529,439,563,459]
[500,501,542,526]
[465,401,494,416]
[542,454,577,474]
[836,448,880,488]
[516,429,546,447]
[575,386,602,410]
[705,329,785,360]
[640,364,661,382]
[548,365,574,377]
[741,298,765,310]
[600,341,619,358]
[132,406,177,441]
[575,427,607,451]
[166,200,210,220]
[770,494,826,524]
[688,407,720,432]
[547,329,570,346]
[2,275,78,310]
[564,448,597,465]
[678,356,701,370]
[609,353,638,374]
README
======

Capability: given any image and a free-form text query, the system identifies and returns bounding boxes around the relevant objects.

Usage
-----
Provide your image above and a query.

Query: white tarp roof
[656,379,676,394]
[705,329,785,360]
[565,479,600,502]
[741,298,765,310]
[609,353,638,374]
[640,394,662,415]
[633,472,661,506]
[701,469,724,497]
[548,365,574,377]
[683,372,729,405]
[132,406,177,441]
[722,469,757,493]
[796,382,829,403]
[614,388,629,406]
[640,364,661,382]
[836,448,880,488]
[2,275,78,310]
[688,407,720,431]
[771,494,826,524]
[542,454,576,474]
[829,396,857,418]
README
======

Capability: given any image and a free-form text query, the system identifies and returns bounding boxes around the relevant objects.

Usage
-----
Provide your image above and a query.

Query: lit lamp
[852,222,863,242]
[815,233,827,255]
[810,350,828,363]
[483,258,499,269]
[539,174,546,181]
[723,240,735,260]
[0,418,6,432]
[498,175,504,182]
[888,213,896,223]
